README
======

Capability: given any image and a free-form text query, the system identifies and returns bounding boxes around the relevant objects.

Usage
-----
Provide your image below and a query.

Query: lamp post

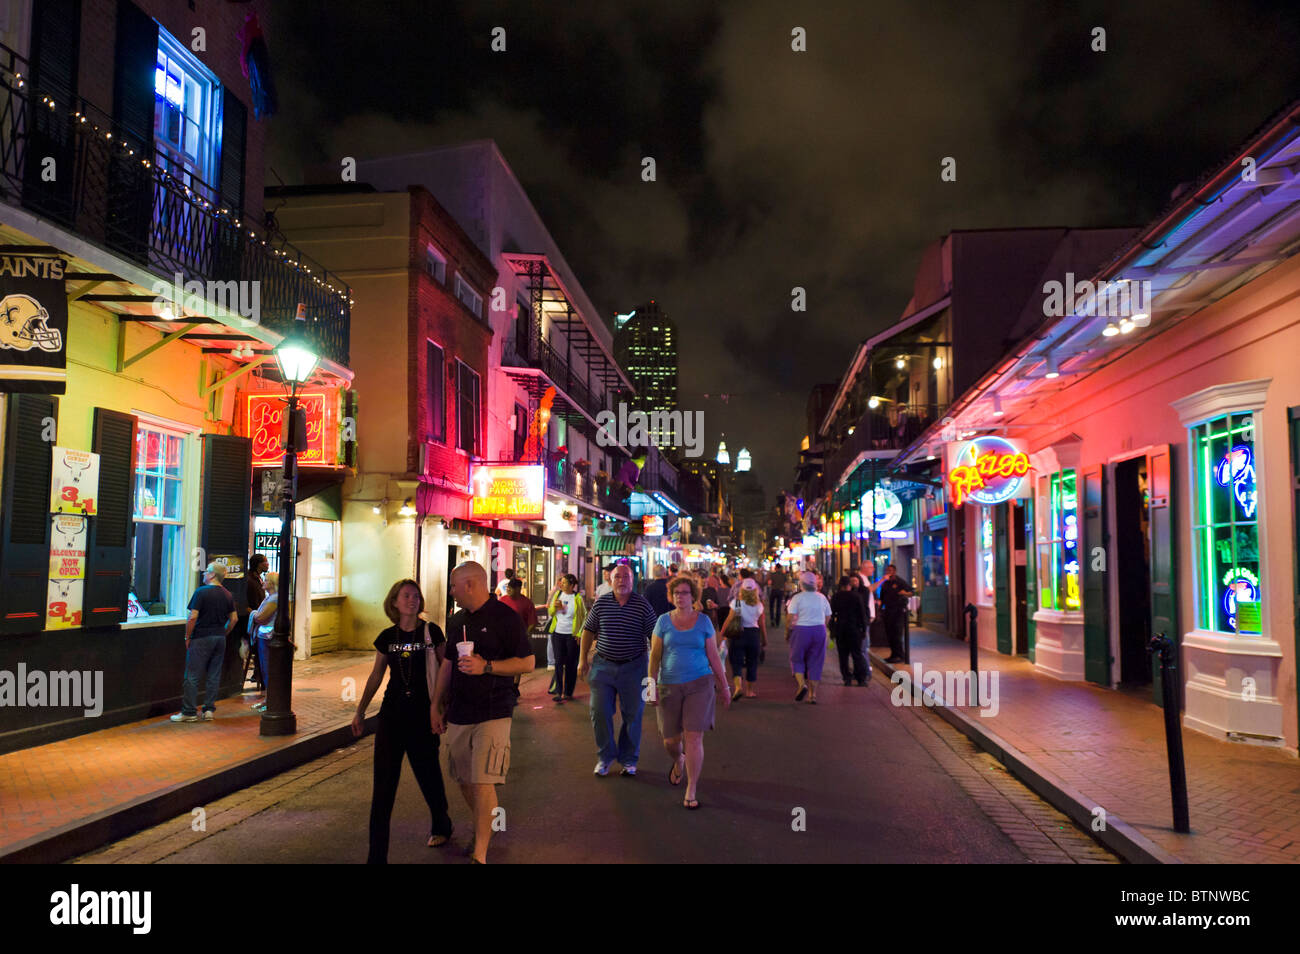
[261,309,319,737]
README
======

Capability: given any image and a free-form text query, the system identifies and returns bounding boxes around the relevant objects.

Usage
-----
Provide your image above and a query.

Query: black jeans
[883,610,907,659]
[731,627,762,682]
[368,703,451,864]
[551,632,579,697]
[768,589,783,623]
[835,626,870,683]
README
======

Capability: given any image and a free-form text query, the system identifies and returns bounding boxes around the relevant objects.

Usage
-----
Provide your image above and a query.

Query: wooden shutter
[218,87,246,216]
[200,434,252,609]
[107,0,157,262]
[83,408,137,624]
[1082,465,1110,686]
[0,394,57,633]
[23,0,80,223]
[1147,444,1178,708]
[994,504,1011,653]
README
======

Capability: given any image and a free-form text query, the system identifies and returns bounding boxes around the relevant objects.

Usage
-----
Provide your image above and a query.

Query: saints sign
[0,252,68,394]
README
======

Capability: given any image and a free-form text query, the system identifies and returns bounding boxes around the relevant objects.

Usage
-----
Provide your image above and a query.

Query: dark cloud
[266,0,1300,499]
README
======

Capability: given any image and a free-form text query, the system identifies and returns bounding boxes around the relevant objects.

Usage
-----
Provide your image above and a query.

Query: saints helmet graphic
[0,293,63,352]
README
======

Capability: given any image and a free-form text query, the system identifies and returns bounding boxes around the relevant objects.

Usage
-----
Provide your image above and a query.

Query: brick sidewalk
[0,651,379,855]
[890,628,1300,863]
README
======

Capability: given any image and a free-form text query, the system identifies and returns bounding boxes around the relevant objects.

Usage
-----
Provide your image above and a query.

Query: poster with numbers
[51,447,100,515]
[46,578,84,630]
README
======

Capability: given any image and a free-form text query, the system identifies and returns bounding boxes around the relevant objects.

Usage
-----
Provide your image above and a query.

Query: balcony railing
[0,45,350,367]
[514,330,608,423]
[546,451,630,518]
[823,403,938,490]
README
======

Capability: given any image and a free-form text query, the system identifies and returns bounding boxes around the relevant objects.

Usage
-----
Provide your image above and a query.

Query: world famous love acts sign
[944,436,1031,507]
[470,465,545,520]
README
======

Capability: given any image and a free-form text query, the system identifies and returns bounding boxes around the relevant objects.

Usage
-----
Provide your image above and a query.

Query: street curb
[0,713,380,865]
[872,653,1183,865]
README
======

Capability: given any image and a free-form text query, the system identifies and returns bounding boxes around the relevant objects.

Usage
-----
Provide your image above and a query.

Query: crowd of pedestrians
[171,550,913,862]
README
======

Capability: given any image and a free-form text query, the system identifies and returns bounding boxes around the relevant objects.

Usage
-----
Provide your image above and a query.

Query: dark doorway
[1114,457,1152,686]
[446,544,460,629]
[1013,499,1028,654]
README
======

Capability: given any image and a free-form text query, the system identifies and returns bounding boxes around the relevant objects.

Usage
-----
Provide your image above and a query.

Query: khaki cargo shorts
[444,717,513,784]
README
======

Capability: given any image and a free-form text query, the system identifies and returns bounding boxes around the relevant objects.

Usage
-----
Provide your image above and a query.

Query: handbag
[721,603,744,638]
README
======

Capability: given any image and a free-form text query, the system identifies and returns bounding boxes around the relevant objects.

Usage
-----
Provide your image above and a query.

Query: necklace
[395,625,421,698]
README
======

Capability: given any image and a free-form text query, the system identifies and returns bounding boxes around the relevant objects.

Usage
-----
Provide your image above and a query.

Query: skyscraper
[613,301,679,450]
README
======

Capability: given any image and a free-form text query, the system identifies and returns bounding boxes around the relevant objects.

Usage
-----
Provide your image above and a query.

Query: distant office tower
[613,300,679,450]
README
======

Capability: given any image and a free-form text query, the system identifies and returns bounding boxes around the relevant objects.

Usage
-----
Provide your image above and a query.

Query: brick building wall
[407,187,495,483]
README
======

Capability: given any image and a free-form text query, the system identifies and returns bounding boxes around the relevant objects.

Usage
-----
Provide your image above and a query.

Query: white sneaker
[594,760,610,776]
[202,711,214,721]
[170,713,198,723]
[620,764,638,776]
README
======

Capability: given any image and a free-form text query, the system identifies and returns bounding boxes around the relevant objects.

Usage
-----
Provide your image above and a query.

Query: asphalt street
[79,648,1118,864]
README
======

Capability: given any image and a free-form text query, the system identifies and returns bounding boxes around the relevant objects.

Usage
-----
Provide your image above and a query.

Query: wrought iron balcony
[822,403,938,490]
[546,450,631,518]
[0,44,350,367]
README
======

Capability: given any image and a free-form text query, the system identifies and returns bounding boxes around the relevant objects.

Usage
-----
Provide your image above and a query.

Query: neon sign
[1214,444,1256,519]
[1221,566,1260,632]
[246,391,338,467]
[945,437,1031,507]
[470,464,545,519]
[861,487,903,532]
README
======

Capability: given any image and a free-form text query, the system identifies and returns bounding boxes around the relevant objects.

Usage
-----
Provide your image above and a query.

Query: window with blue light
[153,31,220,197]
[1192,412,1261,635]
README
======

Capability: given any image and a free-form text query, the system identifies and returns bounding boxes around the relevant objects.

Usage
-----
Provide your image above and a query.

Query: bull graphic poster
[46,577,84,630]
[51,447,100,515]
[49,513,88,580]
[0,253,67,394]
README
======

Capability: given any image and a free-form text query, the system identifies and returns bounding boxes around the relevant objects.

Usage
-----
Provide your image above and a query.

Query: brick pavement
[0,651,379,855]
[889,628,1300,863]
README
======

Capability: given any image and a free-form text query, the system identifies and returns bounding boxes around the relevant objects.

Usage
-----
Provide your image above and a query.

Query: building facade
[0,0,354,751]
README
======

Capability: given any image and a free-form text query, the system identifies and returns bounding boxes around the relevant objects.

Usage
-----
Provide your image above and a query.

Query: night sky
[266,0,1300,500]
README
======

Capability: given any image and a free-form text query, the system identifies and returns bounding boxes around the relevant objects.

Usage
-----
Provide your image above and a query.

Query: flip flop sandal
[428,834,449,847]
[683,798,701,810]
[669,757,685,786]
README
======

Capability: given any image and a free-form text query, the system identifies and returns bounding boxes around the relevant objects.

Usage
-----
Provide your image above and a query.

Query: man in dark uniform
[873,564,915,664]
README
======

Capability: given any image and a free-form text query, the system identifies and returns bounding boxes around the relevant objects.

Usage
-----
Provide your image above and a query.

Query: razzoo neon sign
[945,437,1031,507]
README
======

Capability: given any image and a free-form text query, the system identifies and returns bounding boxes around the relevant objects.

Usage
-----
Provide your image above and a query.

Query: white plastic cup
[457,641,474,658]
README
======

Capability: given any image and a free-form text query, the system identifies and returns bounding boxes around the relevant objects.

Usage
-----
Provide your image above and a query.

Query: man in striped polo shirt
[579,563,659,776]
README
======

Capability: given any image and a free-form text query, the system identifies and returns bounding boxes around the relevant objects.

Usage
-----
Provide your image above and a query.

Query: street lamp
[261,307,319,737]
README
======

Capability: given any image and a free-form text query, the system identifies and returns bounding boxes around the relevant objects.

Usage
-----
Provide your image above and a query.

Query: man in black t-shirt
[874,564,915,664]
[643,564,672,616]
[171,563,237,722]
[431,561,534,864]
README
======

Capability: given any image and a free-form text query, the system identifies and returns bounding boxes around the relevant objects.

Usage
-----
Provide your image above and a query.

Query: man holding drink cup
[432,562,535,864]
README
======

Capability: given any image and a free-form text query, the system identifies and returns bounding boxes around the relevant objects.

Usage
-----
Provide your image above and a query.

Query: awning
[596,533,637,554]
[448,518,555,548]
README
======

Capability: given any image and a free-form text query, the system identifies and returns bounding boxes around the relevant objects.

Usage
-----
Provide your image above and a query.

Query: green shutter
[994,504,1011,653]
[1082,465,1110,685]
[200,434,252,609]
[1148,445,1178,707]
[23,0,81,224]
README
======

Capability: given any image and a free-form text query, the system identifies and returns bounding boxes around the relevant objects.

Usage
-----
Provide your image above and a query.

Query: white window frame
[154,29,222,198]
[121,413,201,627]
[297,516,342,598]
[455,274,483,318]
[1171,380,1273,644]
[425,244,447,284]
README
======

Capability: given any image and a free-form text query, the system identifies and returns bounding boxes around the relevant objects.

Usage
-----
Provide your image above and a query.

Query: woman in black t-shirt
[351,579,453,863]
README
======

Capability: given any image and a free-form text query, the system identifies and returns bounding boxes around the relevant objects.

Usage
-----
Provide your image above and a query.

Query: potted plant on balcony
[573,458,591,476]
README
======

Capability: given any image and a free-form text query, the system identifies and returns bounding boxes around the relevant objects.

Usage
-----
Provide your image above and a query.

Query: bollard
[965,603,979,708]
[1148,632,1190,833]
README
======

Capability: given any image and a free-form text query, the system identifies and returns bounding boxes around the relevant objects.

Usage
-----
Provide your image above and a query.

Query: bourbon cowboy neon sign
[945,436,1031,507]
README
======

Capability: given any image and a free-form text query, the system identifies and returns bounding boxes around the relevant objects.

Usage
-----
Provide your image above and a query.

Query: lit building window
[1036,471,1079,610]
[1192,412,1260,634]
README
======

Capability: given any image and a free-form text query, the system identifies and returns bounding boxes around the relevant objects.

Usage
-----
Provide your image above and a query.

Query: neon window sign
[946,436,1031,507]
[980,507,994,598]
[1221,566,1261,633]
[1214,444,1256,519]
